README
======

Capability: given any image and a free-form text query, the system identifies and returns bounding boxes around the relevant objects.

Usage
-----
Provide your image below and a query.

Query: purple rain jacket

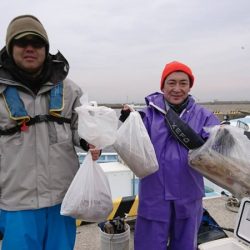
[137,92,220,222]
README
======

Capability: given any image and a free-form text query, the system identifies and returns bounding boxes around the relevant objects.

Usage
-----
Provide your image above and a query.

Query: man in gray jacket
[0,15,100,250]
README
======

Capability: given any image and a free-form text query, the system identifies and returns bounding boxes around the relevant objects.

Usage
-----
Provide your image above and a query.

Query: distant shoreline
[100,101,250,121]
[101,100,250,107]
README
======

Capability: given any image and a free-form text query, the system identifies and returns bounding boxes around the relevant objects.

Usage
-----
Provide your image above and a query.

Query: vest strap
[165,108,205,150]
[0,115,71,135]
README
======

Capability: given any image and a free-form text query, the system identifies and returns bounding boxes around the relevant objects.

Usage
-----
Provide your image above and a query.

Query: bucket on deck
[99,220,130,250]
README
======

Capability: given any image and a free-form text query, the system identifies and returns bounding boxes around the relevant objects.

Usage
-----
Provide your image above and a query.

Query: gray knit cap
[6,14,49,54]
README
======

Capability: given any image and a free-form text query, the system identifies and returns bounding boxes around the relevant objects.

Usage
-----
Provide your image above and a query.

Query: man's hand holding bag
[60,152,113,222]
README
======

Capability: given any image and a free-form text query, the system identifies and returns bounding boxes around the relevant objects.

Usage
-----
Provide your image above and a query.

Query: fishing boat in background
[223,115,250,130]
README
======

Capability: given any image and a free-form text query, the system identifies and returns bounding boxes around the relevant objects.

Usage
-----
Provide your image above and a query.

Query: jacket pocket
[48,122,71,145]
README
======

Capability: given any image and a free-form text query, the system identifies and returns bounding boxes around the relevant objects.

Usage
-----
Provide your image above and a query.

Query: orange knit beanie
[160,61,194,90]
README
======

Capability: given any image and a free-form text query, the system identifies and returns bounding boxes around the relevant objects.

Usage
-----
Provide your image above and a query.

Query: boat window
[77,153,118,164]
[107,155,118,161]
[78,155,85,164]
[99,155,106,162]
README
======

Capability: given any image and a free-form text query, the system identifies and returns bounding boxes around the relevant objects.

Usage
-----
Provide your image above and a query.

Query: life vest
[0,82,71,135]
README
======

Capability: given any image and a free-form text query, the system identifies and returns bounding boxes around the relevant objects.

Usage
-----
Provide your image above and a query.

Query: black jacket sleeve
[80,138,90,151]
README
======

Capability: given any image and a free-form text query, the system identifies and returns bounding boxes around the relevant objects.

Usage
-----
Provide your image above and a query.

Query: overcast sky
[1,0,250,104]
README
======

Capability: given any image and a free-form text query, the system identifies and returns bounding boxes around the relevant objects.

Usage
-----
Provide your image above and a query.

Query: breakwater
[102,101,250,122]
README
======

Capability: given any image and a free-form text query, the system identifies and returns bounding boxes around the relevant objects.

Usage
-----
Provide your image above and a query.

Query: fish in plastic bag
[114,111,159,178]
[188,125,250,199]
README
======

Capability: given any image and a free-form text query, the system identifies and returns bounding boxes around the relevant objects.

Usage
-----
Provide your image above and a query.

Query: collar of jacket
[166,97,189,114]
[145,92,195,112]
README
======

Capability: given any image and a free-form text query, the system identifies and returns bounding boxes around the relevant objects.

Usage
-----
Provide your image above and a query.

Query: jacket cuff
[80,138,90,151]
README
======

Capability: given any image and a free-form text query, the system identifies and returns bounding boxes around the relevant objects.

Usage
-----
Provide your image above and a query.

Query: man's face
[12,35,46,75]
[162,71,191,105]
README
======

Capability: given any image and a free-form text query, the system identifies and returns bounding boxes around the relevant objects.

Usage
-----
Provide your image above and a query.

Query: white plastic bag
[114,111,159,178]
[189,125,250,199]
[75,103,118,149]
[61,152,113,222]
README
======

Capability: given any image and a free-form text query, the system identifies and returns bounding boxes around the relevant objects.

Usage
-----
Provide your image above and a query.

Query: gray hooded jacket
[0,48,83,211]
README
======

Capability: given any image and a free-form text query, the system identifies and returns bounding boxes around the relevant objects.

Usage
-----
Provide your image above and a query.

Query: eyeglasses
[13,38,46,49]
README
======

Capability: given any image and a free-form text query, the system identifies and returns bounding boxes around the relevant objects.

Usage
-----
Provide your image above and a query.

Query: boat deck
[74,196,238,250]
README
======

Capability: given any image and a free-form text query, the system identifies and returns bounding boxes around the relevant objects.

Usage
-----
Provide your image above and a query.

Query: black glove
[80,138,90,151]
[119,109,131,122]
[80,138,102,156]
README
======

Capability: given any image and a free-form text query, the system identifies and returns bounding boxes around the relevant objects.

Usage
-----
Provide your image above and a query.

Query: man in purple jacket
[121,61,220,250]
